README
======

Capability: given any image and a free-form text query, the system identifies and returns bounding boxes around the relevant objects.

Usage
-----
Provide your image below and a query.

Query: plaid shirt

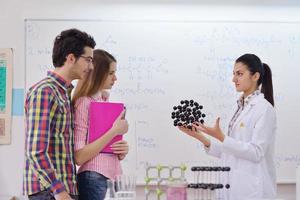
[23,71,77,196]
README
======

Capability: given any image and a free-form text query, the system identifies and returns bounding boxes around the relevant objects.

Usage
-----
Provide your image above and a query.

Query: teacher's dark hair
[236,53,274,106]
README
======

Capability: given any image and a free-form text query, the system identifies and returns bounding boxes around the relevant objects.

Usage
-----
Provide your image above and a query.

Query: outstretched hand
[193,117,225,142]
[178,125,211,147]
[178,125,199,138]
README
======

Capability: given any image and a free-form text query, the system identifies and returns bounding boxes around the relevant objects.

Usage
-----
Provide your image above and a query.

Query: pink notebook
[88,102,124,153]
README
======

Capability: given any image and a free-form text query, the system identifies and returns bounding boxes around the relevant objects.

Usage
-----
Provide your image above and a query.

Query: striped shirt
[74,94,122,180]
[228,90,261,135]
[23,71,77,195]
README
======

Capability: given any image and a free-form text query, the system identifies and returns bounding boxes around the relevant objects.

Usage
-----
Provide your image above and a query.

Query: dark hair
[72,49,116,104]
[52,28,96,67]
[236,54,274,106]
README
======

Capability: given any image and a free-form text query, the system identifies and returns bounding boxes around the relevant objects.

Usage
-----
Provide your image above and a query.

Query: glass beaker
[166,179,187,200]
[115,174,136,200]
[104,179,116,200]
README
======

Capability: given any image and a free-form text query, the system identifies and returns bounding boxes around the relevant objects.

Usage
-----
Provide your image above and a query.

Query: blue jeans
[77,171,108,200]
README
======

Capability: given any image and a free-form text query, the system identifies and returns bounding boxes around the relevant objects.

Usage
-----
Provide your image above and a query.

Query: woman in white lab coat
[179,54,276,199]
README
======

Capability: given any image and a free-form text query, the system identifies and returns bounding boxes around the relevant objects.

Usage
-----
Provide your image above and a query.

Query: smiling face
[101,62,117,90]
[232,62,260,97]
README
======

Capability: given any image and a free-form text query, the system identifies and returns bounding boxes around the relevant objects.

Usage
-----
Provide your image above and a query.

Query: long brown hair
[72,49,116,105]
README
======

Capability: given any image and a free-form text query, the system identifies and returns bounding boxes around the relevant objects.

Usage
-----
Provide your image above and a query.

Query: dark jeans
[77,171,108,200]
[28,189,78,200]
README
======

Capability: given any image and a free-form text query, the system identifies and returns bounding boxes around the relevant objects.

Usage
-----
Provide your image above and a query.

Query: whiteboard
[25,19,300,184]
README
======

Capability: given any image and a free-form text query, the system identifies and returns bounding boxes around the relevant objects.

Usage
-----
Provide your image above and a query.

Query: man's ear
[65,53,76,64]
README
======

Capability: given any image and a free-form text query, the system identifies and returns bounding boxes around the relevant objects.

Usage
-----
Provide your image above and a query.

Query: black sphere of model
[172,99,206,130]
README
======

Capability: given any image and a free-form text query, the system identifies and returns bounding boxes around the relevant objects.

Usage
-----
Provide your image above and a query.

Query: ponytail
[261,63,274,106]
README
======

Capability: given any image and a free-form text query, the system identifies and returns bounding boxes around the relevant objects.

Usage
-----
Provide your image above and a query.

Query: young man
[23,29,96,200]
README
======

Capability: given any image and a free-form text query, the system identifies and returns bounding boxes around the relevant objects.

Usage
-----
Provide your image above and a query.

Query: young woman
[179,54,276,199]
[72,49,129,200]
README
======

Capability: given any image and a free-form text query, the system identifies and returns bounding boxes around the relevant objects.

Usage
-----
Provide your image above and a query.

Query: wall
[0,0,299,199]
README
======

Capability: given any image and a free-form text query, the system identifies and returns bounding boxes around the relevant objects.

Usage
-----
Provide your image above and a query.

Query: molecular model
[171,100,206,130]
[144,163,187,200]
[144,164,231,200]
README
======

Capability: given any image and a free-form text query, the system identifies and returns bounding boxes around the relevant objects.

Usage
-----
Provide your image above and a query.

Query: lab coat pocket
[236,122,252,142]
[230,169,262,199]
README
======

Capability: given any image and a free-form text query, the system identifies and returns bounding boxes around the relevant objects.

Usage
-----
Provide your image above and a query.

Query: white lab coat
[207,93,277,200]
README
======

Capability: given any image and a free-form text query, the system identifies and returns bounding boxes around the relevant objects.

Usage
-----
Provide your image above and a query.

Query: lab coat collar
[231,93,264,132]
[237,90,261,109]
[248,93,264,106]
